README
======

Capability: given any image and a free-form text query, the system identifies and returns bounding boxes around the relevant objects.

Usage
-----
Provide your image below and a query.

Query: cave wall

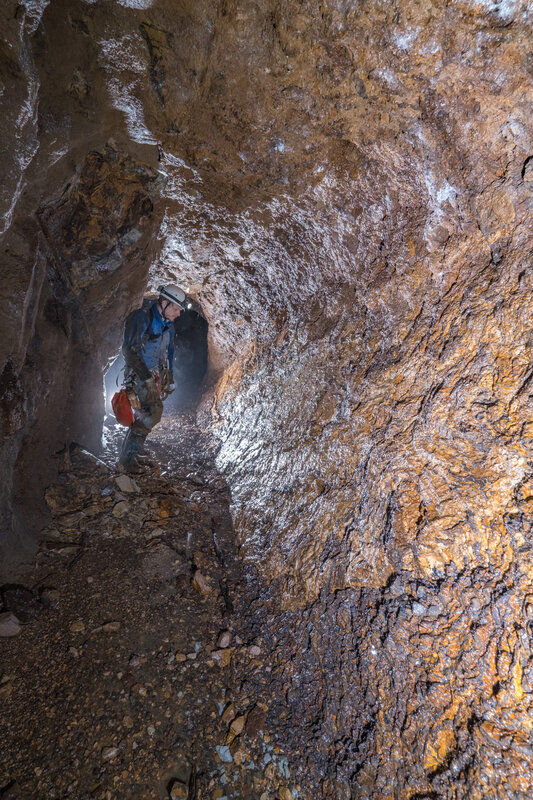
[199,4,533,794]
[1,0,533,796]
[0,0,165,573]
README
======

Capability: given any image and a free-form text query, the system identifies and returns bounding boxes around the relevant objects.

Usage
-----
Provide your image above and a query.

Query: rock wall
[0,0,165,572]
[200,3,533,794]
[1,0,533,796]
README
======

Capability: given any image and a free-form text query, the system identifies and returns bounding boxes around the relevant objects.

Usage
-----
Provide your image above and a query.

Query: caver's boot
[118,427,146,473]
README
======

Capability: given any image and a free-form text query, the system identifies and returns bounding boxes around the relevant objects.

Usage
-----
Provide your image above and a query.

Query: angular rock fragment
[69,620,85,634]
[232,747,246,765]
[221,703,236,724]
[0,613,21,637]
[93,621,121,633]
[114,475,140,493]
[211,649,231,667]
[230,714,246,736]
[112,501,128,517]
[245,704,267,738]
[227,713,247,744]
[101,746,119,761]
[192,570,213,595]
[168,779,188,799]
[215,744,232,763]
[217,629,232,648]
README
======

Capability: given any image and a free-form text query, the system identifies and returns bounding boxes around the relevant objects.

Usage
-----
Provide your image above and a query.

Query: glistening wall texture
[1,0,533,796]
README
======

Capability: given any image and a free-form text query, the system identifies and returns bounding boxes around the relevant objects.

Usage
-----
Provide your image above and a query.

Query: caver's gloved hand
[159,368,175,398]
[143,377,160,402]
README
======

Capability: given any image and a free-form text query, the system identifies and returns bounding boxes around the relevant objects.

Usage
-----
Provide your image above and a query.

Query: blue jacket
[122,300,175,381]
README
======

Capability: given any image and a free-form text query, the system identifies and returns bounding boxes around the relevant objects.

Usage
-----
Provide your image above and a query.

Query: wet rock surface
[1,0,533,797]
[2,414,533,798]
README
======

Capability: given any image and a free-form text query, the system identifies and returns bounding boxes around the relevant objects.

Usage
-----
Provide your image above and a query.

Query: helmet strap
[159,298,171,320]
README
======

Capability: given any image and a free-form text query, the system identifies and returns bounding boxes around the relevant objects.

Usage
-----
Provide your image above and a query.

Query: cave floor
[0,415,297,800]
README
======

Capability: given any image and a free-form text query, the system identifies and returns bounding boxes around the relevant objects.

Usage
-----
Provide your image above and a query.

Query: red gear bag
[111,389,134,427]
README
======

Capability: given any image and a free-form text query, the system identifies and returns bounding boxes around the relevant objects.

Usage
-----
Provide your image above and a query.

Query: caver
[117,284,191,471]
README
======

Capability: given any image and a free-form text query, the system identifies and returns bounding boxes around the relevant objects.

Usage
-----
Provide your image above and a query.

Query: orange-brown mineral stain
[423,726,456,772]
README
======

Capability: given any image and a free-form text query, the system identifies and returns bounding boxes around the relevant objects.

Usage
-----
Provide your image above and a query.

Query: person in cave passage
[119,284,189,471]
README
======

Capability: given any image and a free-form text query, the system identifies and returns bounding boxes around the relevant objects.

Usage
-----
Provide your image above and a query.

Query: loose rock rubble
[4,412,533,798]
[0,416,300,800]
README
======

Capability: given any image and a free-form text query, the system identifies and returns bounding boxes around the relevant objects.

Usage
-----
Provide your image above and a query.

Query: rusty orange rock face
[0,0,532,797]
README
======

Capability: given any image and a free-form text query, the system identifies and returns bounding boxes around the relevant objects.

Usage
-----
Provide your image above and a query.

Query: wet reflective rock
[0,0,532,798]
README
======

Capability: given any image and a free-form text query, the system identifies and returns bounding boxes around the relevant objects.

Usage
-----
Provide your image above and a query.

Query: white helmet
[157,284,191,310]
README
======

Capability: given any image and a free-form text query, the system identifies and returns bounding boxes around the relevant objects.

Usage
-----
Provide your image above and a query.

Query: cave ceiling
[3,0,531,366]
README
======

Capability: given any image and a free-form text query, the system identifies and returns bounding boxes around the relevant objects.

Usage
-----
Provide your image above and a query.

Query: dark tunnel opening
[167,307,209,412]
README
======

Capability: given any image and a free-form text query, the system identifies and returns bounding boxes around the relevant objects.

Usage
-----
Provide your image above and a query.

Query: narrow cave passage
[1,0,532,797]
[0,417,291,800]
[1,295,290,799]
[0,264,314,798]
